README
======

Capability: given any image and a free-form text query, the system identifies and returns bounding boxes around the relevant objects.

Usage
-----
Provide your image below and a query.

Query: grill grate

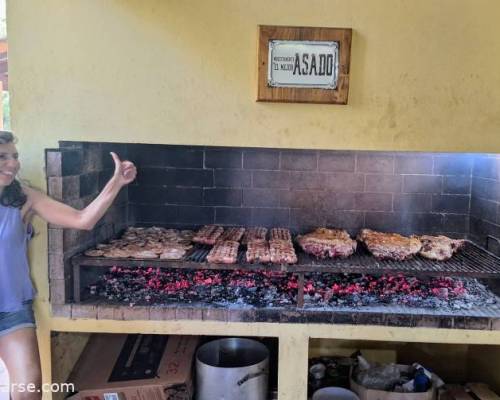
[290,242,500,277]
[74,241,500,278]
[186,246,211,263]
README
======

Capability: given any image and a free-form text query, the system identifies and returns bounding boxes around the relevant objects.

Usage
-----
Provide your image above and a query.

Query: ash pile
[91,267,298,307]
[303,273,498,310]
[90,267,498,311]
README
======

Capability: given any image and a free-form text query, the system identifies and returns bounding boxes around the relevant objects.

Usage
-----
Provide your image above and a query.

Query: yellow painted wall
[8,0,500,155]
[6,1,500,398]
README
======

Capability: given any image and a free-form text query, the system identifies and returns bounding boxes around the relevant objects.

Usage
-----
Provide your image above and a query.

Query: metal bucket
[196,338,269,400]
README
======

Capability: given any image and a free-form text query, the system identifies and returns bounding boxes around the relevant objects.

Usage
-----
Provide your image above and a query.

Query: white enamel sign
[268,40,339,89]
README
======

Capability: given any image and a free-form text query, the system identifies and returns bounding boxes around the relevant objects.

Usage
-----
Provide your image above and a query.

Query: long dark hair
[0,131,27,208]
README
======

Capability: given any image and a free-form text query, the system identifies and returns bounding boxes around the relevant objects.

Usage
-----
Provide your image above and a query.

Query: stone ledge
[55,301,500,331]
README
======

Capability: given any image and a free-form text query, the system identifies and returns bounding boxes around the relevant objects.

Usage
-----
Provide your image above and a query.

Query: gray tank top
[0,204,35,312]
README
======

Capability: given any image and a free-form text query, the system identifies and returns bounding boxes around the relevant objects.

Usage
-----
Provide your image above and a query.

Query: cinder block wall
[46,142,131,304]
[470,155,500,253]
[127,144,472,237]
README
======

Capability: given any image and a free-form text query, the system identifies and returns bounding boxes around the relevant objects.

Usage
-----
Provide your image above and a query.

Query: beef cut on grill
[206,240,239,264]
[358,229,422,261]
[246,240,271,263]
[193,225,224,245]
[270,228,292,242]
[418,235,465,261]
[218,227,246,242]
[242,227,268,244]
[270,239,297,264]
[297,228,357,259]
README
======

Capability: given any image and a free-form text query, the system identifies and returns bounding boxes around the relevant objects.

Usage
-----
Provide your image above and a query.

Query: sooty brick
[205,149,243,168]
[251,208,289,227]
[434,154,472,175]
[432,195,470,214]
[203,188,242,207]
[318,151,355,172]
[243,189,281,207]
[243,150,280,170]
[395,154,433,174]
[403,175,442,194]
[215,207,252,225]
[280,151,317,171]
[214,169,251,188]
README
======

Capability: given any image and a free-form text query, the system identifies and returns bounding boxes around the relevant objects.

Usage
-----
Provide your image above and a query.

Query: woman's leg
[0,327,41,400]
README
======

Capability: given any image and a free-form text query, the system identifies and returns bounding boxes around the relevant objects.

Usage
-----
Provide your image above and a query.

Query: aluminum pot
[196,338,269,400]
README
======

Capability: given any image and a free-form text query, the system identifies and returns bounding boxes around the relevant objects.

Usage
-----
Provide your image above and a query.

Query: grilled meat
[84,226,194,259]
[269,239,297,264]
[103,248,130,258]
[206,240,239,264]
[270,228,292,242]
[297,228,357,259]
[242,227,268,244]
[418,235,465,261]
[160,247,187,260]
[218,227,246,242]
[84,249,105,257]
[131,250,158,259]
[358,229,422,261]
[193,225,224,245]
[246,239,271,263]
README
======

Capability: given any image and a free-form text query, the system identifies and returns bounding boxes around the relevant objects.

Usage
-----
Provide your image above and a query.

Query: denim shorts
[0,301,36,337]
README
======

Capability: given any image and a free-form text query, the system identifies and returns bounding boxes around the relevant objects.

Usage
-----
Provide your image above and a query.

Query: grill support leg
[73,263,81,303]
[297,273,304,308]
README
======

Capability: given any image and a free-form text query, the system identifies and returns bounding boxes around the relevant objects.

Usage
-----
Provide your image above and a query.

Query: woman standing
[0,131,136,399]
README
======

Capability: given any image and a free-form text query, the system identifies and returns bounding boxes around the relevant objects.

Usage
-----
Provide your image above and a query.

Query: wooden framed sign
[257,25,352,104]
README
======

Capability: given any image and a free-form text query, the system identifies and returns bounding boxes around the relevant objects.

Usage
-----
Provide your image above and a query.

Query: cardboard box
[350,365,437,400]
[68,334,199,400]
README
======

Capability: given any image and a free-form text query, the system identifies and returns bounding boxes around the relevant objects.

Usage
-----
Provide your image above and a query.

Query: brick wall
[128,145,472,237]
[470,155,500,254]
[48,141,482,306]
[46,142,130,304]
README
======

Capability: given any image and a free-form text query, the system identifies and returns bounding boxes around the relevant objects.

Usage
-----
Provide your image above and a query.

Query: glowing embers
[93,267,298,307]
[303,274,497,310]
[90,267,498,311]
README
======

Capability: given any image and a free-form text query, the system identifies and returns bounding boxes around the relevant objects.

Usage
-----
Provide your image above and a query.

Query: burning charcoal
[91,266,297,308]
[89,266,497,312]
[302,273,497,310]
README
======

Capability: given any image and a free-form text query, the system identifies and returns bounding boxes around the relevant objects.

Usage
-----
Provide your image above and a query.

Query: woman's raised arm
[25,152,136,230]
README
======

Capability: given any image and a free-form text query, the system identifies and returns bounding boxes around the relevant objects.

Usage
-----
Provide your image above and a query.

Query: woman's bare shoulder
[22,184,44,199]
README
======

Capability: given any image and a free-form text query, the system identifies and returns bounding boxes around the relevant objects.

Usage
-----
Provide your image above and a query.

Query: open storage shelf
[52,332,280,400]
[307,338,500,399]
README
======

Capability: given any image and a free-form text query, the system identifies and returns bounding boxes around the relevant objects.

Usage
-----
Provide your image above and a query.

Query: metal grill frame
[73,241,500,276]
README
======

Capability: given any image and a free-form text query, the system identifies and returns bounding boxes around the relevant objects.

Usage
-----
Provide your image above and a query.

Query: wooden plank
[467,383,500,400]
